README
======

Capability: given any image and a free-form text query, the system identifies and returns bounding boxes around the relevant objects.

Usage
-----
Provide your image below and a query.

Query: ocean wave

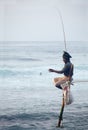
[0,112,56,130]
[0,66,49,77]
[0,112,58,130]
[0,70,18,77]
[76,65,88,70]
[0,111,88,130]
[0,57,41,62]
[0,69,34,77]
[1,126,31,130]
[0,112,54,121]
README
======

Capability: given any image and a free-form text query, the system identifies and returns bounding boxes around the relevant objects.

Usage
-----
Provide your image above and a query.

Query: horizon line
[0,40,88,43]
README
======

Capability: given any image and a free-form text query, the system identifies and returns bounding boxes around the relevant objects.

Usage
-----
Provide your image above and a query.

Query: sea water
[0,41,88,130]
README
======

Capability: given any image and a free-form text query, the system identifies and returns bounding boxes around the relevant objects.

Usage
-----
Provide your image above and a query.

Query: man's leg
[53,77,62,89]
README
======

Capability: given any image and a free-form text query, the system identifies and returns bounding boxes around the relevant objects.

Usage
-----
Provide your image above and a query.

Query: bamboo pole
[57,93,65,127]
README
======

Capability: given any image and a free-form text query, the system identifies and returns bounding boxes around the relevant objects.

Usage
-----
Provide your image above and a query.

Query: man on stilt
[49,51,74,127]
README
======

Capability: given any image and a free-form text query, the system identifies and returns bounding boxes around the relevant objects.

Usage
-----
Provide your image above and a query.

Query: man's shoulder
[66,62,71,66]
[65,62,73,69]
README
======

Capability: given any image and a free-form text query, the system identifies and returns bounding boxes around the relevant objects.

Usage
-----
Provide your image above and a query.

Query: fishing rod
[57,9,67,51]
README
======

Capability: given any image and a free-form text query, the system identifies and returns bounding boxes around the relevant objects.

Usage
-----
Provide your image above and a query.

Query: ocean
[0,41,88,130]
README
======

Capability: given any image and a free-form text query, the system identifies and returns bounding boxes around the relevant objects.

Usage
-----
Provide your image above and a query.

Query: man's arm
[48,68,64,74]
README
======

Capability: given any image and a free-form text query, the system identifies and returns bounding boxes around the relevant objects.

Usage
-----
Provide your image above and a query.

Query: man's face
[63,58,66,63]
[63,58,65,62]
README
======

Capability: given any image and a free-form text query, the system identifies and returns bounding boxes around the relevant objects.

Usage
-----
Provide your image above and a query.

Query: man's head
[62,51,72,63]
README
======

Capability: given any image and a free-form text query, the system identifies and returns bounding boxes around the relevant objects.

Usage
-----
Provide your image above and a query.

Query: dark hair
[63,51,72,60]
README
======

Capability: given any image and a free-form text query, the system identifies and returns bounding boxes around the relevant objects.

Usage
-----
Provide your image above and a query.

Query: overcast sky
[0,0,88,41]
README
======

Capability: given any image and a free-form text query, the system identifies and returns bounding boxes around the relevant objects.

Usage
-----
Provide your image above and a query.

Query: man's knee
[54,77,59,82]
[53,78,56,83]
[53,78,56,84]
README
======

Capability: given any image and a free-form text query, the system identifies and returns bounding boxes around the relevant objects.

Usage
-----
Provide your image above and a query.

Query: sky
[0,0,88,41]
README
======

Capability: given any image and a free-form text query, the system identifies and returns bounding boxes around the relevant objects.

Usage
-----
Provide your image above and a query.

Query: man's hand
[48,69,54,72]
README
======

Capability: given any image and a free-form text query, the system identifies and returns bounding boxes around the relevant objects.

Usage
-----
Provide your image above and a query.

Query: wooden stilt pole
[57,93,65,127]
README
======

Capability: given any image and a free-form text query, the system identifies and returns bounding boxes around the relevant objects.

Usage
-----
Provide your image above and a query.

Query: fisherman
[49,51,74,89]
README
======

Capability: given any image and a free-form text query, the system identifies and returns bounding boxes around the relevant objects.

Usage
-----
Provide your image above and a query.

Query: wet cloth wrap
[61,64,74,105]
